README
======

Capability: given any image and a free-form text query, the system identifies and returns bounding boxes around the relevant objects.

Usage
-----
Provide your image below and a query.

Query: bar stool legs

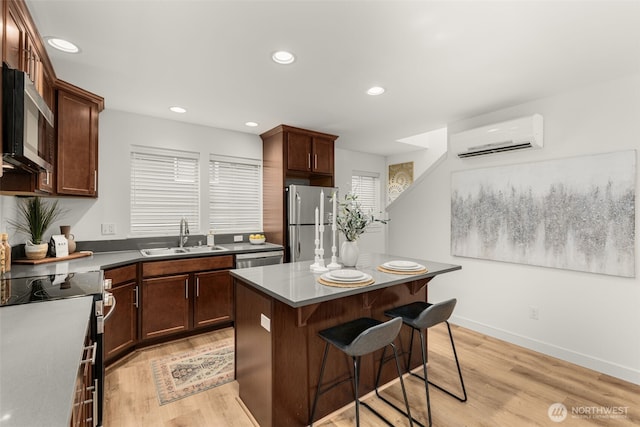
[309,317,413,427]
[406,322,468,403]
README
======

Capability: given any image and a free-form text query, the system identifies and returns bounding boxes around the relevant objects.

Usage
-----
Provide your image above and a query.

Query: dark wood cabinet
[261,124,338,253]
[285,130,335,175]
[141,255,234,342]
[55,81,103,197]
[141,274,190,340]
[4,1,24,70]
[104,264,138,364]
[194,270,233,329]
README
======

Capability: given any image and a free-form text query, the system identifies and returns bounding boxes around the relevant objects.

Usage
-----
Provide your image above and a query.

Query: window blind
[352,172,381,230]
[209,155,262,233]
[130,146,200,236]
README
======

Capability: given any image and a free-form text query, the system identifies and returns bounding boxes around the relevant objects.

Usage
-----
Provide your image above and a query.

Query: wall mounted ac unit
[451,114,543,158]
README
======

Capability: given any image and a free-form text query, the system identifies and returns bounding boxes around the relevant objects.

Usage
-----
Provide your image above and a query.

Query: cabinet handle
[314,154,318,169]
[82,343,97,365]
[308,153,311,169]
[134,286,139,308]
[94,170,97,191]
[196,277,200,298]
[185,278,189,299]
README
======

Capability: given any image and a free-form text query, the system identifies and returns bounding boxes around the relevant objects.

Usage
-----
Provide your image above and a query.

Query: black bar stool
[384,298,468,427]
[309,316,413,427]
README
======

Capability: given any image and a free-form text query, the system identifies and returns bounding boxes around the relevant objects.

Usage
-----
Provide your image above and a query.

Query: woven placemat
[377,265,428,275]
[318,277,375,288]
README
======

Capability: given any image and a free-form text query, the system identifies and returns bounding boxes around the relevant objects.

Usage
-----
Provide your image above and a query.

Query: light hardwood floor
[104,325,639,426]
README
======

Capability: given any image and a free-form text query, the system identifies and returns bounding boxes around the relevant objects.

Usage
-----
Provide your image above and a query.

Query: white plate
[382,261,426,271]
[328,269,367,281]
[386,260,419,269]
[322,271,371,283]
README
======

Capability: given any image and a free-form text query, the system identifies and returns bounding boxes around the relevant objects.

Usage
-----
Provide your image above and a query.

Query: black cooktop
[0,271,103,307]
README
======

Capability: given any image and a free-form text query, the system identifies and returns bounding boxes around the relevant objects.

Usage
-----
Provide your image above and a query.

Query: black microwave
[2,63,54,173]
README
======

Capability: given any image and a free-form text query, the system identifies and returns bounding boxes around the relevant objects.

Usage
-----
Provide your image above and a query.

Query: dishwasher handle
[235,251,284,260]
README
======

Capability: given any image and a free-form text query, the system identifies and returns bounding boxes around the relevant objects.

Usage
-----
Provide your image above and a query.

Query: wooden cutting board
[13,251,93,265]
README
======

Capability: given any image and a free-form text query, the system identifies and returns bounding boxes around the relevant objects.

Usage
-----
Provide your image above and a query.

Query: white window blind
[352,171,381,230]
[130,146,200,236]
[209,155,262,233]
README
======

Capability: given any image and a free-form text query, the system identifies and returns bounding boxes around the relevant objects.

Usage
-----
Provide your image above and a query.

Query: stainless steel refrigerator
[287,184,338,262]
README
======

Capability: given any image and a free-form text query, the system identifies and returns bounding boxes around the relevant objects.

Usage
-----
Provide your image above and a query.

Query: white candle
[319,190,325,251]
[315,207,319,241]
[332,191,337,245]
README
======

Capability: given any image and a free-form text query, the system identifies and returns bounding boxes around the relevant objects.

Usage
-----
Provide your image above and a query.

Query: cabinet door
[56,89,99,197]
[104,281,138,362]
[193,270,233,329]
[312,137,334,174]
[286,132,312,172]
[4,3,24,69]
[141,274,190,340]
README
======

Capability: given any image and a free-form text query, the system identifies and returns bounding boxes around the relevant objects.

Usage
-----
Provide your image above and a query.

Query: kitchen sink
[139,246,228,257]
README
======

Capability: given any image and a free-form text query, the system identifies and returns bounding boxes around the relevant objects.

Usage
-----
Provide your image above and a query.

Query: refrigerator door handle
[295,192,302,260]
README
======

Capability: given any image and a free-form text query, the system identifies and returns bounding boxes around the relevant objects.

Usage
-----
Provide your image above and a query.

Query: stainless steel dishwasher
[235,250,284,268]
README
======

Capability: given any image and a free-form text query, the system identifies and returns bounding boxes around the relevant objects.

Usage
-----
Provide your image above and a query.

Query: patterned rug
[150,338,234,405]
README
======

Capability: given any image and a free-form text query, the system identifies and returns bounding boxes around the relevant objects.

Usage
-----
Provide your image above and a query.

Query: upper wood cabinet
[286,132,335,175]
[55,80,104,197]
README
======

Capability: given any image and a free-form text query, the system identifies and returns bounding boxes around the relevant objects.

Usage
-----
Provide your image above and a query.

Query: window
[130,146,200,236]
[209,155,262,233]
[352,171,382,231]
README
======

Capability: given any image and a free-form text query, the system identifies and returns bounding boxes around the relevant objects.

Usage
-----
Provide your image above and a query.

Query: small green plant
[336,193,388,242]
[8,197,65,244]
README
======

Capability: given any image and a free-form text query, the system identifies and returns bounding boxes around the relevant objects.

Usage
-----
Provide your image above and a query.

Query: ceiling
[26,0,640,156]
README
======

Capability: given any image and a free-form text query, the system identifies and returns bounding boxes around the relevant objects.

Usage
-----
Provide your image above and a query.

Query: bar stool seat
[385,298,468,427]
[309,317,413,426]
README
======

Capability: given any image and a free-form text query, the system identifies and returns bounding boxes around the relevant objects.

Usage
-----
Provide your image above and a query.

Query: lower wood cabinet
[141,274,190,340]
[194,270,233,329]
[141,255,234,342]
[104,265,138,364]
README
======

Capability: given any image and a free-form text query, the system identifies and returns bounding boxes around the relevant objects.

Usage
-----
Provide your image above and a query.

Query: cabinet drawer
[104,264,137,285]
[142,255,233,278]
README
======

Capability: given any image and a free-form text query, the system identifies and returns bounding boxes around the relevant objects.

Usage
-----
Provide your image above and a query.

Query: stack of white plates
[381,260,426,272]
[321,269,372,283]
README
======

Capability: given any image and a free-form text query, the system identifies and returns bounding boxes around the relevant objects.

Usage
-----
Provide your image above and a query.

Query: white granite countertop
[7,242,283,279]
[0,296,93,427]
[229,252,461,308]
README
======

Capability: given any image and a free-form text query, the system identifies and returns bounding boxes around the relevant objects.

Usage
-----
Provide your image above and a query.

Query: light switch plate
[234,235,243,242]
[101,223,116,235]
[260,313,271,332]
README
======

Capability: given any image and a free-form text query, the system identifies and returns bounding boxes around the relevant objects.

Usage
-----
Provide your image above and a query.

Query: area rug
[150,338,234,405]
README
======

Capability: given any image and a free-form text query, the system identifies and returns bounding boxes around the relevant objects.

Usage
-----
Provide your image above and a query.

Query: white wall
[388,73,640,385]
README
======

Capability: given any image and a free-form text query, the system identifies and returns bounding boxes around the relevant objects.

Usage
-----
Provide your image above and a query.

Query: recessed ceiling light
[45,37,80,53]
[169,106,187,113]
[366,86,385,96]
[245,122,259,127]
[272,50,295,65]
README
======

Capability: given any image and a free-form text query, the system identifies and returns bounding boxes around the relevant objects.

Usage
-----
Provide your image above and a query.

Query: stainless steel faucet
[179,217,189,247]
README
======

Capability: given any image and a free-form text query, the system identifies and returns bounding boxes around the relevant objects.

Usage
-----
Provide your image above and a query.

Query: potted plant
[336,193,388,266]
[8,197,65,260]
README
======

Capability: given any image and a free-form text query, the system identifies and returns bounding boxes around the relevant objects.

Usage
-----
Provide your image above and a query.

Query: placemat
[318,277,375,288]
[377,265,428,275]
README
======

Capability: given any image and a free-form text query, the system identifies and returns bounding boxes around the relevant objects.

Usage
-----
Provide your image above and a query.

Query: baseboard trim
[449,314,640,386]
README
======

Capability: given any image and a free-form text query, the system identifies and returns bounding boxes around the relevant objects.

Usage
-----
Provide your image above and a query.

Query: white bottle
[207,229,215,247]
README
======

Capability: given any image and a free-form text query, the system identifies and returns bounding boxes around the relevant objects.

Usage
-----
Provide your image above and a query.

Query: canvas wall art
[451,150,636,277]
[388,162,413,204]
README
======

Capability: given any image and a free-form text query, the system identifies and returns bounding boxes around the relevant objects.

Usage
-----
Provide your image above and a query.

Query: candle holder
[311,224,328,272]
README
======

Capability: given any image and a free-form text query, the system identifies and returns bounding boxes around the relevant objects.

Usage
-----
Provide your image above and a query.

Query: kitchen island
[230,253,461,427]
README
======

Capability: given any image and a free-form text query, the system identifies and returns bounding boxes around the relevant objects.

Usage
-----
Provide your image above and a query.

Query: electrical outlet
[101,223,116,235]
[529,306,539,320]
[234,235,243,242]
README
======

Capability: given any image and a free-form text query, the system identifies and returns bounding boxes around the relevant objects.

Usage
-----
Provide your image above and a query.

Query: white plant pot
[340,241,359,267]
[24,242,48,260]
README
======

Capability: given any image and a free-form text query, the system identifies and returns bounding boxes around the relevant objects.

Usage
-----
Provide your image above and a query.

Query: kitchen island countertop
[229,252,461,308]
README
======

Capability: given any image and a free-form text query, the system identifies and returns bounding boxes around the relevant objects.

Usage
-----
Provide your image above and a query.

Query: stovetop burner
[0,271,103,307]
